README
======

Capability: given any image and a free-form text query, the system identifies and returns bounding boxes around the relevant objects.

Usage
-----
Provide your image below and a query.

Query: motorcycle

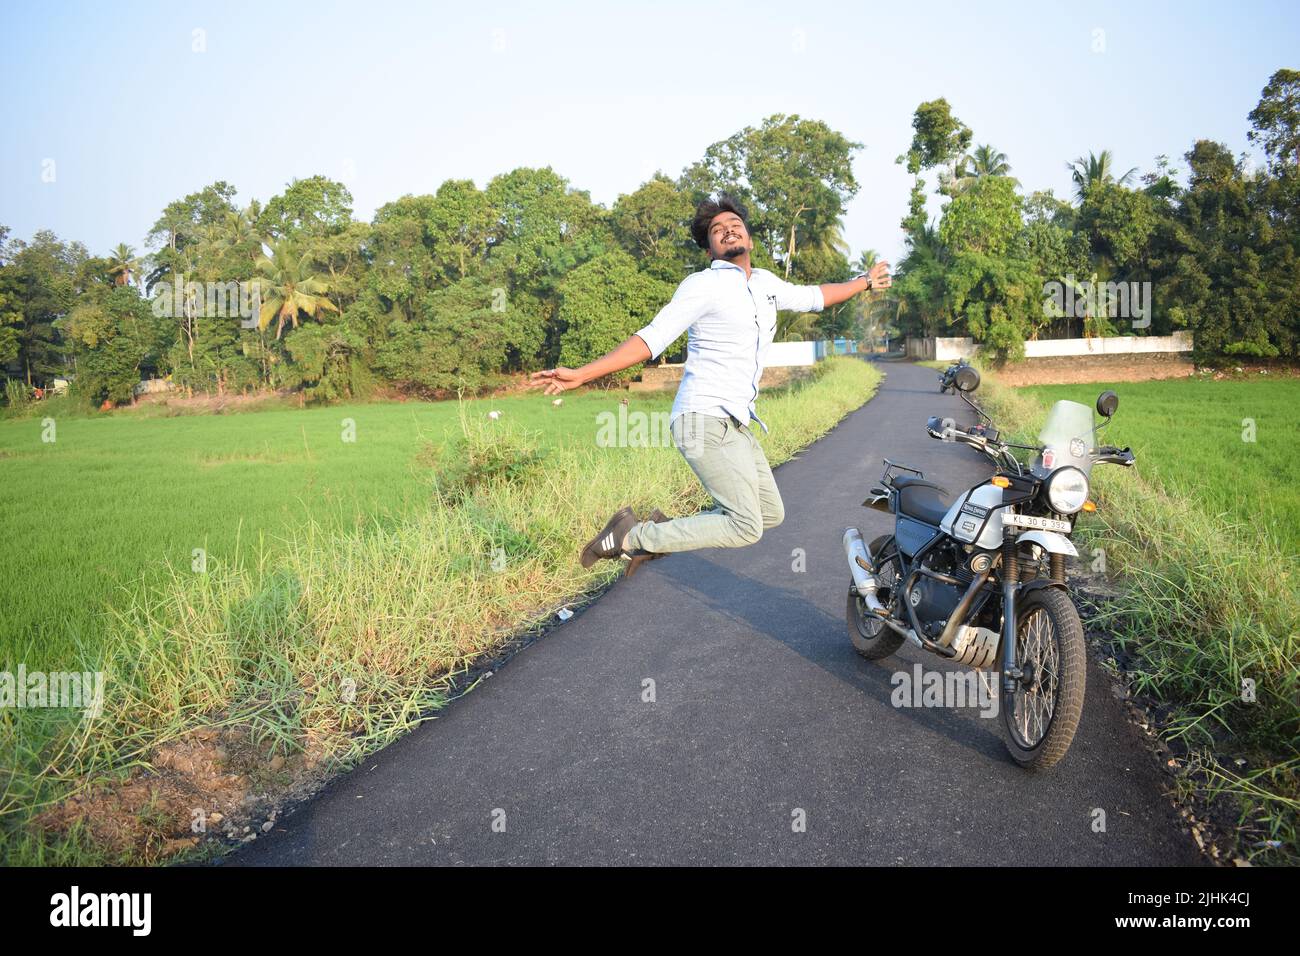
[938,357,972,394]
[842,364,1135,769]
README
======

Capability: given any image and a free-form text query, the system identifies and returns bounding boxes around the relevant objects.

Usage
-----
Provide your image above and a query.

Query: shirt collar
[709,259,746,274]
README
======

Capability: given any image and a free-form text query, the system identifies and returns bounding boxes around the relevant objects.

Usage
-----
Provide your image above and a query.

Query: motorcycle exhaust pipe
[843,527,879,602]
[843,527,923,648]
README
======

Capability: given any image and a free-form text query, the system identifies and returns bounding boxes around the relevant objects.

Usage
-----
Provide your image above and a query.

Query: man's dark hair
[690,193,751,250]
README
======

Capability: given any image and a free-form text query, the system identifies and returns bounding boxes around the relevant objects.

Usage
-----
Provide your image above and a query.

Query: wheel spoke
[1013,608,1059,748]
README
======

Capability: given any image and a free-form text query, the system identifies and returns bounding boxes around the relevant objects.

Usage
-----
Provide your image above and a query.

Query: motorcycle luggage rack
[879,458,924,488]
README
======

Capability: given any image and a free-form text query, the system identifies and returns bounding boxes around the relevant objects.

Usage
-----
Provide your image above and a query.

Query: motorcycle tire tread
[1000,587,1087,771]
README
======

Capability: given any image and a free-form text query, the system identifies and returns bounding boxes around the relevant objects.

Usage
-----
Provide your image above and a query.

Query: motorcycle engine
[907,543,970,637]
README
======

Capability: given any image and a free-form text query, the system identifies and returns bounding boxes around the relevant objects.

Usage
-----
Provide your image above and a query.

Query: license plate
[1002,512,1071,533]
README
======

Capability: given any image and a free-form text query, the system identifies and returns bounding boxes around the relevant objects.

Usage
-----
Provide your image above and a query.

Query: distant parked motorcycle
[842,365,1135,769]
[938,358,972,394]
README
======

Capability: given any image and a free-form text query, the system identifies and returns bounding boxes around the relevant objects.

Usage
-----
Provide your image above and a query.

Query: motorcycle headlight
[1045,466,1089,515]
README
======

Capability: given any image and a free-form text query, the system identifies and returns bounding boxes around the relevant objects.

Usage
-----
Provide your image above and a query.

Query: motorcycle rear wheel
[846,535,906,660]
[1000,587,1086,770]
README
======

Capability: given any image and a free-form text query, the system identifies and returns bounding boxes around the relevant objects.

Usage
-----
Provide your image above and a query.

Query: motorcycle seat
[893,476,951,526]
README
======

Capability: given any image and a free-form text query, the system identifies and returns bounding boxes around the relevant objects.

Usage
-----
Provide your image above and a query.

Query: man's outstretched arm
[819,260,892,308]
[529,273,707,396]
[528,335,652,396]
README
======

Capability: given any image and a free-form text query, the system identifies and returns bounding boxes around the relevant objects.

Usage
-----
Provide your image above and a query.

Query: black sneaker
[580,506,639,569]
[625,509,670,578]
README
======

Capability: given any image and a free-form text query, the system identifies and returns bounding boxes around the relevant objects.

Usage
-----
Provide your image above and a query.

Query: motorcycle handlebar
[1093,445,1136,466]
[924,416,1135,469]
[926,417,988,441]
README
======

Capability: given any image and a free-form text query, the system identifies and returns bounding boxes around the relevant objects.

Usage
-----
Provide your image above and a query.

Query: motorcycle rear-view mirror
[1096,390,1119,417]
[954,365,980,392]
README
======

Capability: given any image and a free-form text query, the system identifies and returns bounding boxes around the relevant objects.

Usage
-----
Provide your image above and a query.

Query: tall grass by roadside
[2,382,676,671]
[973,363,1298,865]
[0,356,881,864]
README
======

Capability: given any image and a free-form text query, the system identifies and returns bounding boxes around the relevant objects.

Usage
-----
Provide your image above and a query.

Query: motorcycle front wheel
[1000,587,1086,770]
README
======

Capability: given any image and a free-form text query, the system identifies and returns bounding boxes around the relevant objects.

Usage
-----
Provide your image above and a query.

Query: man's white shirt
[633,259,824,433]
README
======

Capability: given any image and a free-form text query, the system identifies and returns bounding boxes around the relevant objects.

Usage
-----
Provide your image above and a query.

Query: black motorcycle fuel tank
[895,516,939,557]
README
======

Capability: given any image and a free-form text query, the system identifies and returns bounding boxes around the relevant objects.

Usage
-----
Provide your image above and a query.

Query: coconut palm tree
[968,144,1013,178]
[941,144,1018,195]
[252,239,340,339]
[805,217,851,263]
[106,243,141,286]
[849,249,900,349]
[776,310,822,342]
[777,216,851,338]
[1068,150,1138,203]
[225,203,263,257]
[854,249,879,274]
[163,247,201,364]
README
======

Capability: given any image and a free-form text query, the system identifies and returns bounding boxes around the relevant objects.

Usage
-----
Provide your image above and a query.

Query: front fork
[1000,535,1022,695]
[998,533,1070,693]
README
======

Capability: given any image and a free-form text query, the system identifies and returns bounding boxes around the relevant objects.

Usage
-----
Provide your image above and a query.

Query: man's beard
[720,243,746,259]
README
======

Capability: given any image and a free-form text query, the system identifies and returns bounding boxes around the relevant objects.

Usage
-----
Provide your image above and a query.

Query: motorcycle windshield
[1034,400,1096,477]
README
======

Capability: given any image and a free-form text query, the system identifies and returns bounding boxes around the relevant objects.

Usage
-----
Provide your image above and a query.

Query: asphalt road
[231,358,1203,866]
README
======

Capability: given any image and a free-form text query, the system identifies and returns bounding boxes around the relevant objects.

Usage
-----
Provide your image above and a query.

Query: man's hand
[528,367,585,396]
[821,261,893,308]
[526,336,653,396]
[866,260,891,292]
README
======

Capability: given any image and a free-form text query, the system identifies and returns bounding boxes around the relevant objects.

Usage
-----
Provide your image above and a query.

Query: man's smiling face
[707,211,752,261]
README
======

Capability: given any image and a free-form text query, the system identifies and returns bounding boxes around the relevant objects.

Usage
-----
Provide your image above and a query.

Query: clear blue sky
[2,0,1296,267]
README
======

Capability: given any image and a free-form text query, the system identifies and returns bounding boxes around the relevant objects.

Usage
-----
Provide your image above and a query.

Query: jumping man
[528,193,890,575]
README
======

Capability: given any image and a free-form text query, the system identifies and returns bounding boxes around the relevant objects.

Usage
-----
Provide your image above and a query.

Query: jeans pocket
[676,413,726,459]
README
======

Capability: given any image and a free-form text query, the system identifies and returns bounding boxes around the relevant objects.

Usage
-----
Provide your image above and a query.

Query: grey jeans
[624,411,784,553]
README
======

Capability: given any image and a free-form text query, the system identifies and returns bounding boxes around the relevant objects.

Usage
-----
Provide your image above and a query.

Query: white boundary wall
[766,341,818,366]
[924,331,1193,361]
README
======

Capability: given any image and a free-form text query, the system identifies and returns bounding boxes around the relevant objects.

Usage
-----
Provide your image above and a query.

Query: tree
[1067,151,1138,204]
[253,239,341,338]
[845,249,899,347]
[106,243,141,287]
[368,194,440,324]
[0,227,23,368]
[1020,191,1088,337]
[1247,68,1300,173]
[942,143,1019,195]
[680,114,860,281]
[898,98,972,236]
[426,179,495,283]
[485,166,612,300]
[1157,139,1297,358]
[279,323,368,403]
[61,285,169,404]
[223,204,264,261]
[611,174,698,284]
[903,99,973,175]
[144,182,238,289]
[556,251,674,381]
[304,221,371,313]
[894,224,951,338]
[374,275,527,395]
[1077,182,1158,278]
[4,230,87,386]
[939,176,1023,257]
[259,176,354,240]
